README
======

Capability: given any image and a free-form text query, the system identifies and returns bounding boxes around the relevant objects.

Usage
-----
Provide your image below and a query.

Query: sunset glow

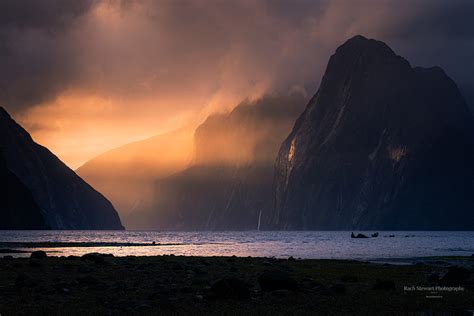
[16,92,198,168]
[3,1,472,170]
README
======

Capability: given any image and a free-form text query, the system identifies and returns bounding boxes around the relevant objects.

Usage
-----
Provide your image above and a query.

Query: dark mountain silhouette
[0,107,123,230]
[270,35,474,230]
[131,94,306,230]
[0,150,49,229]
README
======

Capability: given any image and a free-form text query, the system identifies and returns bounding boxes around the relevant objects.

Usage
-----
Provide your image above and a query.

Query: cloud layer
[1,0,473,167]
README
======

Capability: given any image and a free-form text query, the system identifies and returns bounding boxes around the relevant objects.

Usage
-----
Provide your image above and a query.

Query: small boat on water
[371,232,379,238]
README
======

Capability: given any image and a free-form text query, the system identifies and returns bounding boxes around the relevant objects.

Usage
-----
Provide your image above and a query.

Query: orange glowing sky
[16,87,267,169]
[2,1,473,169]
[17,92,194,168]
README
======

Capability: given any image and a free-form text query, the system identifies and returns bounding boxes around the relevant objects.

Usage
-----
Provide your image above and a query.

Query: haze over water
[2,231,473,260]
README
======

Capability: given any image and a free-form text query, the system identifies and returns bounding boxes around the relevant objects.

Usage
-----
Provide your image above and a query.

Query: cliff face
[271,35,474,230]
[131,94,306,230]
[139,163,273,230]
[0,150,49,229]
[0,107,124,230]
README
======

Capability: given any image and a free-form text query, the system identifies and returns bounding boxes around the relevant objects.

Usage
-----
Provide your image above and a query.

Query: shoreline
[2,231,473,260]
[0,254,473,315]
[1,245,474,265]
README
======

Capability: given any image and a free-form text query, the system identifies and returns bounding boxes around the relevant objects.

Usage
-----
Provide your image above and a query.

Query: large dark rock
[30,251,47,259]
[80,253,111,263]
[270,35,474,230]
[0,107,123,230]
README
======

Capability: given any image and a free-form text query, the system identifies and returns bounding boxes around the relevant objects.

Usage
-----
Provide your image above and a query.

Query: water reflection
[1,231,473,259]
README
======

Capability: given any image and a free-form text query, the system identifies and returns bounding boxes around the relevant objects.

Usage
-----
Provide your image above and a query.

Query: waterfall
[257,210,262,231]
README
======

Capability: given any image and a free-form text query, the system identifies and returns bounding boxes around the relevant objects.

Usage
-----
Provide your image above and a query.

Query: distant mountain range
[76,129,193,227]
[0,107,123,230]
[270,35,474,230]
[132,94,307,230]
[79,93,306,230]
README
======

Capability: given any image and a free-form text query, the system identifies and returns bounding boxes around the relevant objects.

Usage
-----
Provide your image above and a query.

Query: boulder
[81,253,105,263]
[258,271,298,292]
[30,250,47,259]
[210,278,250,299]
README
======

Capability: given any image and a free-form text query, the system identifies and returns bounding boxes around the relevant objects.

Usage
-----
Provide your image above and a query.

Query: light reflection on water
[1,231,473,259]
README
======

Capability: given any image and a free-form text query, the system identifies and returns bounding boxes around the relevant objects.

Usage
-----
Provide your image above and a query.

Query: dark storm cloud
[0,0,95,111]
[1,0,474,114]
[375,0,474,106]
[0,0,94,29]
[386,0,474,39]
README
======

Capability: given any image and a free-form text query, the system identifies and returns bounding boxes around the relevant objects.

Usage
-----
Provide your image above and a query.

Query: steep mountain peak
[270,36,474,230]
[323,35,411,86]
[337,35,395,57]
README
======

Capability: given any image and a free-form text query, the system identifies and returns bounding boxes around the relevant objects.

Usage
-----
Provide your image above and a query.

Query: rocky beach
[0,253,473,315]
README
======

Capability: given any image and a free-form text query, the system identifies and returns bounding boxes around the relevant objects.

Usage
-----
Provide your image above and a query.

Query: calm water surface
[1,231,473,260]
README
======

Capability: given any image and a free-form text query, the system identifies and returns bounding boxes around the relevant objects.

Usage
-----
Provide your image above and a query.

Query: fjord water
[1,231,473,260]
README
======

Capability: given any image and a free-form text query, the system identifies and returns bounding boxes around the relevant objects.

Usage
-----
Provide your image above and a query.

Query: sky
[1,0,473,168]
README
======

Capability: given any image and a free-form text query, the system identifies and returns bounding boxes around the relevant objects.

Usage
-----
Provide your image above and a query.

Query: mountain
[270,35,474,230]
[0,149,49,229]
[76,129,193,227]
[0,107,123,230]
[131,94,307,230]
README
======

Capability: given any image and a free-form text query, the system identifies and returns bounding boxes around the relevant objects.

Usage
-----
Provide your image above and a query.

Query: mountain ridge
[130,94,307,230]
[76,128,193,226]
[0,106,124,230]
[269,35,474,230]
[0,149,50,229]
